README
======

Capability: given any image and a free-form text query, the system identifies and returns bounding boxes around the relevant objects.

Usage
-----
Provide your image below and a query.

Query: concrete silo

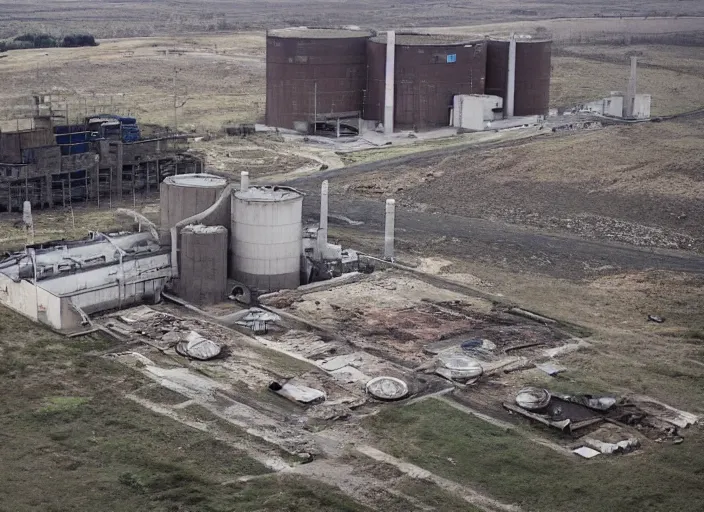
[231,185,303,292]
[159,174,228,242]
[174,225,229,305]
[365,33,487,130]
[266,27,373,131]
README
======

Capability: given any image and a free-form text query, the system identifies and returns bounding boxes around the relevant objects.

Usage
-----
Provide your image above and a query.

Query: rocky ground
[326,119,704,254]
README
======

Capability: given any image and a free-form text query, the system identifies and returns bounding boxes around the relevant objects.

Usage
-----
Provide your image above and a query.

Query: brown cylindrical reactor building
[485,41,509,102]
[485,39,552,116]
[365,34,487,130]
[175,225,229,305]
[266,28,373,130]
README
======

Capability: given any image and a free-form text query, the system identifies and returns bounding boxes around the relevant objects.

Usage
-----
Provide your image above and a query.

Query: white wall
[0,252,171,331]
[0,273,64,329]
[634,94,651,119]
[604,96,624,117]
[0,273,39,322]
[40,253,170,296]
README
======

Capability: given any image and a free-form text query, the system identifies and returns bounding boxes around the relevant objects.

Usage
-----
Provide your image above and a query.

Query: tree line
[0,33,98,52]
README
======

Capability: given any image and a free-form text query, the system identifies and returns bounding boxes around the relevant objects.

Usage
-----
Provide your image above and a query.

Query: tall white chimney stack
[384,31,396,135]
[506,33,516,118]
[624,56,638,118]
[320,180,329,248]
[384,199,395,260]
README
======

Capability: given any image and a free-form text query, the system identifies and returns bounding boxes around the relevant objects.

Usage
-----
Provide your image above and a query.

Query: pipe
[169,184,233,279]
[170,226,179,277]
[506,33,516,118]
[319,180,329,249]
[29,247,39,320]
[384,198,395,260]
[241,171,249,192]
[102,231,128,311]
[115,208,159,241]
[384,31,395,135]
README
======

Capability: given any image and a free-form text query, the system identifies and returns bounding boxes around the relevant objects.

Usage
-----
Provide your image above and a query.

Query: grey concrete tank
[159,174,228,242]
[231,186,303,291]
[175,224,229,305]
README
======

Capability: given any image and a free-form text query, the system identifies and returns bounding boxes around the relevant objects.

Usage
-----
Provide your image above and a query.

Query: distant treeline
[555,30,704,48]
[0,33,98,52]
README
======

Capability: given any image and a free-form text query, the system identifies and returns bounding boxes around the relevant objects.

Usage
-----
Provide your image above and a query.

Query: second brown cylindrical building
[364,34,487,130]
[485,39,552,117]
[266,28,372,131]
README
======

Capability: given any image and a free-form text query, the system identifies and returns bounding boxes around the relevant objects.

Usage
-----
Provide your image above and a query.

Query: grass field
[0,34,265,131]
[2,20,704,135]
[0,201,153,250]
[366,399,704,512]
[551,52,704,114]
[2,10,704,512]
[0,308,370,511]
[2,3,704,39]
[335,118,704,252]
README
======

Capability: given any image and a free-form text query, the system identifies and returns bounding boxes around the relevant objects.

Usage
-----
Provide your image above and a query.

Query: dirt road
[289,167,704,281]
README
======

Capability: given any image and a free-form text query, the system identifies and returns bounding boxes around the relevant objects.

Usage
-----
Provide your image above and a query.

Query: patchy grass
[222,474,371,512]
[0,307,369,511]
[551,52,704,114]
[37,396,91,414]
[365,399,704,512]
[396,478,483,512]
[0,204,149,252]
[178,403,306,465]
[132,384,190,405]
[683,329,704,342]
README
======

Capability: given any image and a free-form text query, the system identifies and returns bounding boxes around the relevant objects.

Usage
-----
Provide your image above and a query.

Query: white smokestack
[506,33,516,118]
[240,171,249,192]
[384,199,395,260]
[320,180,329,248]
[384,31,395,135]
[23,200,34,243]
[625,56,638,118]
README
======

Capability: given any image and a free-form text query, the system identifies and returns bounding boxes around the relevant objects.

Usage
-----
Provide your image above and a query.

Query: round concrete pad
[441,355,483,379]
[366,376,409,401]
[516,387,551,410]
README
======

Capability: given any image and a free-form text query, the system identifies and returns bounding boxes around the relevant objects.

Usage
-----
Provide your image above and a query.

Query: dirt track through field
[285,135,704,280]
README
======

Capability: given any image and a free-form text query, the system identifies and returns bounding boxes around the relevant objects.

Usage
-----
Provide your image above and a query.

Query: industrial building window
[447,54,457,63]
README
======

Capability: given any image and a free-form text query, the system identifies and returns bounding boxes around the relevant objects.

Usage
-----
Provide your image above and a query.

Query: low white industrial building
[451,94,504,131]
[605,95,625,117]
[581,94,624,117]
[631,94,652,120]
[0,232,170,331]
[578,57,651,120]
[580,92,650,120]
[0,172,374,332]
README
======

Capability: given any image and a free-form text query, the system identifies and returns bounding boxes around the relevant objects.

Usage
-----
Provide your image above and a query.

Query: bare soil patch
[333,119,704,252]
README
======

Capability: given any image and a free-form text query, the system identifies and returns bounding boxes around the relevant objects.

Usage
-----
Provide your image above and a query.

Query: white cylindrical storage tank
[159,174,227,242]
[231,186,303,291]
[175,224,229,305]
